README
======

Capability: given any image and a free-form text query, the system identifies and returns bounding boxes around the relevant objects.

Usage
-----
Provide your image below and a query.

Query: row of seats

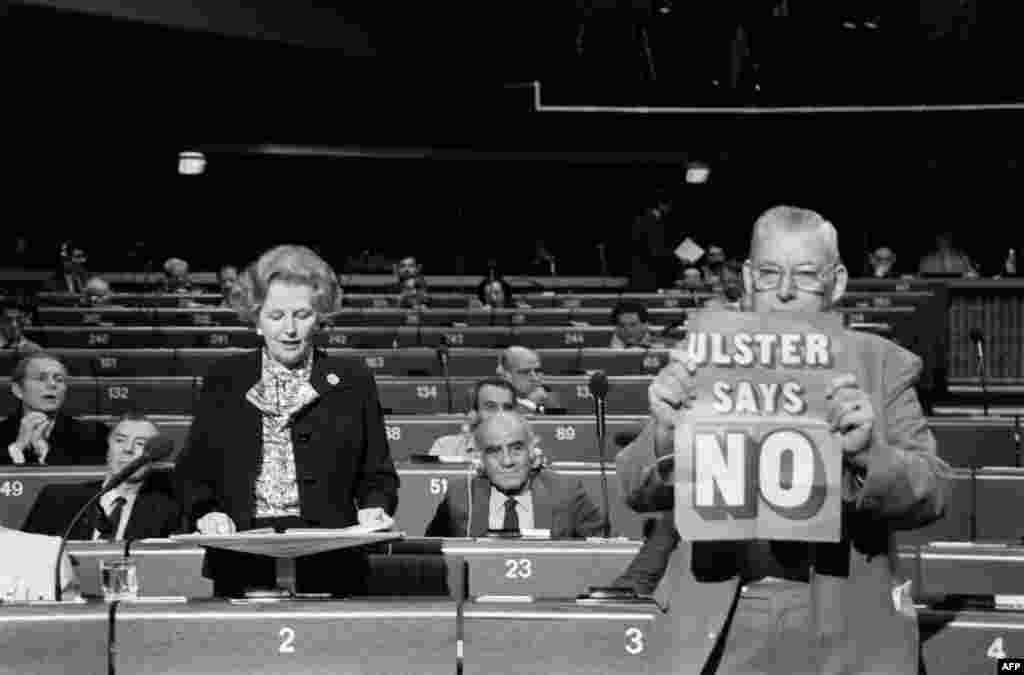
[77,413,1024,468]
[0,347,669,378]
[34,305,916,328]
[20,318,904,350]
[23,285,938,309]
[3,463,1023,542]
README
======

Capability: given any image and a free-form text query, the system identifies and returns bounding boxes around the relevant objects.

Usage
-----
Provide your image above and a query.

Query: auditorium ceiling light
[685,161,710,184]
[178,151,206,175]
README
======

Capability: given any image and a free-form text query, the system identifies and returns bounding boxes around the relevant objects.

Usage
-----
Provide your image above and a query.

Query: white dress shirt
[488,486,534,531]
[92,484,141,541]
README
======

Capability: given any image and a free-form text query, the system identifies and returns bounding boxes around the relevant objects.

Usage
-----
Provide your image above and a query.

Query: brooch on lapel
[326,373,341,386]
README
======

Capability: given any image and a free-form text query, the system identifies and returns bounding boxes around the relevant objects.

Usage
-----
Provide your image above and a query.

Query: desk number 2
[279,627,296,654]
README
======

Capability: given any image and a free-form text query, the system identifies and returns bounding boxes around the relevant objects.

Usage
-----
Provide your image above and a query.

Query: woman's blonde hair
[230,245,341,325]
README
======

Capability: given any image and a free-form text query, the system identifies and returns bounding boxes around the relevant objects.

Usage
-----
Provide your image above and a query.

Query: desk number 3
[625,627,645,655]
[279,627,296,654]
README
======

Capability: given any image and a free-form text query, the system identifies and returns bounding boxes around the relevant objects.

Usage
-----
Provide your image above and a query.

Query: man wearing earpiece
[425,411,605,538]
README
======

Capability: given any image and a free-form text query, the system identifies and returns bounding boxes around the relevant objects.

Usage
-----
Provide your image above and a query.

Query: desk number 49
[0,481,24,497]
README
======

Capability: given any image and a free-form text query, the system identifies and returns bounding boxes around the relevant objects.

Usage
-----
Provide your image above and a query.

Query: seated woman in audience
[471,276,529,310]
[175,245,399,598]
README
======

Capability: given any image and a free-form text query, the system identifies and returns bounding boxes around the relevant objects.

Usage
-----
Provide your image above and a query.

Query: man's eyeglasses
[749,263,836,294]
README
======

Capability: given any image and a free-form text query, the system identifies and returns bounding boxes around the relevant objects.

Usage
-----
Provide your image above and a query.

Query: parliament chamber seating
[2,278,1022,674]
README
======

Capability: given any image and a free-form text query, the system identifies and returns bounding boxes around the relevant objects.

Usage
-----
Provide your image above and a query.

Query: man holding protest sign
[616,206,951,674]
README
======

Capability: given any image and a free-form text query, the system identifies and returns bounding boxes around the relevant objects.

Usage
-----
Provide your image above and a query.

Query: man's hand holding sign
[662,311,858,543]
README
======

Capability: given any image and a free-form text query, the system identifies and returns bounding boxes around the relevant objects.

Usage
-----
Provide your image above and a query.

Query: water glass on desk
[100,557,139,601]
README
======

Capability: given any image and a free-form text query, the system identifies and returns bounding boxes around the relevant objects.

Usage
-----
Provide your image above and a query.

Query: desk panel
[114,599,457,675]
[0,466,107,529]
[444,540,640,599]
[96,377,196,415]
[68,540,213,599]
[919,609,1024,675]
[464,600,657,675]
[930,417,1021,468]
[915,544,1024,598]
[0,602,109,675]
[975,468,1024,541]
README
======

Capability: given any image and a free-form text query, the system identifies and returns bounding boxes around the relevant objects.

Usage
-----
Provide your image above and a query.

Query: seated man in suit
[497,346,564,414]
[1,352,108,465]
[426,411,604,538]
[22,412,180,541]
[428,377,528,460]
[0,527,79,602]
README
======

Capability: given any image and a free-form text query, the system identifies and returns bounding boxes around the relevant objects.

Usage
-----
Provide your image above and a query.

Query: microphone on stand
[54,437,175,601]
[589,371,612,539]
[969,329,989,417]
[438,335,454,415]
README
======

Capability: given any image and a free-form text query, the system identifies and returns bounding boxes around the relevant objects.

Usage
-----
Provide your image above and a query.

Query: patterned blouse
[247,351,319,518]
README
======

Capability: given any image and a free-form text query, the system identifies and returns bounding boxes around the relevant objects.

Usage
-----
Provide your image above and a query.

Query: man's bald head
[84,277,112,305]
[498,346,543,398]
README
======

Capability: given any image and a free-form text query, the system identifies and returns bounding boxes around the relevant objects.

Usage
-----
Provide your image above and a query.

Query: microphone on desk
[53,437,175,601]
[437,335,454,414]
[969,329,989,417]
[588,371,612,539]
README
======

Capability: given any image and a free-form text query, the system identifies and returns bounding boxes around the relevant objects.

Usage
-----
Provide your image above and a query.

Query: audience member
[398,275,430,310]
[217,265,239,307]
[425,411,603,537]
[474,277,516,310]
[0,352,108,465]
[700,245,739,288]
[22,413,180,541]
[866,246,898,278]
[609,301,656,349]
[497,346,564,414]
[919,232,978,277]
[162,258,193,294]
[82,276,114,306]
[53,243,89,294]
[0,527,79,602]
[427,378,523,460]
[0,306,42,353]
[395,256,422,287]
[677,264,705,290]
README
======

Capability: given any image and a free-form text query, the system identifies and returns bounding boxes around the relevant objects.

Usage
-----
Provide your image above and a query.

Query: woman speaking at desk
[176,245,399,597]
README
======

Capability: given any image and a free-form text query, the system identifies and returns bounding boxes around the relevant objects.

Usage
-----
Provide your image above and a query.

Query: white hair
[749,205,841,265]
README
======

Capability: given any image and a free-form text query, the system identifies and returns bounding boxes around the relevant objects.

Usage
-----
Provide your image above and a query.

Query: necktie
[502,498,519,533]
[103,497,127,541]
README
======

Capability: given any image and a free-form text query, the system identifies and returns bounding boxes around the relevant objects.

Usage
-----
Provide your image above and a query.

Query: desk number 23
[278,627,296,654]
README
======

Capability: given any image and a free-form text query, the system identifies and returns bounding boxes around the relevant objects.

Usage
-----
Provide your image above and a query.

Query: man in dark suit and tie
[22,412,180,541]
[1,352,108,466]
[426,411,605,538]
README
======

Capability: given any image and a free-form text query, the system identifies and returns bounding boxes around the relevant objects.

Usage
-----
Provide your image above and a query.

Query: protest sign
[674,310,846,542]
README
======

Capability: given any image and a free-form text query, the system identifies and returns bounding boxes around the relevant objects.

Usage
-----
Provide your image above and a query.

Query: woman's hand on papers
[196,512,237,535]
[648,350,699,455]
[826,374,875,462]
[357,507,395,530]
